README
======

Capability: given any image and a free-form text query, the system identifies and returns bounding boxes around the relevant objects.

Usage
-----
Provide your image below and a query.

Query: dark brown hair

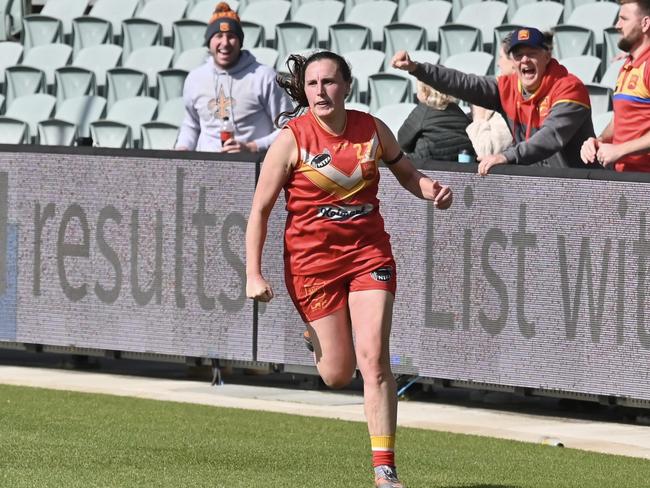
[274,51,352,126]
[619,0,650,15]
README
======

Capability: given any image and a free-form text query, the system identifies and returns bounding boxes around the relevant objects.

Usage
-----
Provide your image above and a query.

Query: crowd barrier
[1,145,649,407]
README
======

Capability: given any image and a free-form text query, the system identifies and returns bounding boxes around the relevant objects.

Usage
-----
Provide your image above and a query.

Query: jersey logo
[316,203,374,220]
[310,150,332,169]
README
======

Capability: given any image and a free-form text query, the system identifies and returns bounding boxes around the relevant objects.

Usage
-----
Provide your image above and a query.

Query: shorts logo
[0,172,6,296]
[310,150,331,169]
[371,266,393,282]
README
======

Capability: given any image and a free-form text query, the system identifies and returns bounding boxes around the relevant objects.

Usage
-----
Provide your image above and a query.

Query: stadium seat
[87,0,140,43]
[0,117,29,143]
[552,26,595,59]
[155,68,187,104]
[173,46,209,71]
[396,0,430,20]
[156,69,188,105]
[345,101,370,112]
[171,19,207,61]
[4,65,46,109]
[124,45,174,89]
[0,41,23,87]
[36,0,88,38]
[508,1,564,33]
[438,23,481,62]
[346,76,360,103]
[328,22,372,54]
[600,58,624,90]
[409,49,441,66]
[55,94,107,138]
[275,21,318,70]
[383,23,427,66]
[8,0,25,38]
[560,55,601,84]
[5,93,56,141]
[344,48,385,99]
[367,72,412,113]
[71,16,113,56]
[492,23,522,52]
[187,0,230,22]
[343,0,375,19]
[562,0,601,22]
[504,0,537,23]
[157,96,185,126]
[21,14,63,52]
[443,51,493,75]
[385,49,440,93]
[121,18,163,62]
[0,0,13,41]
[73,44,123,91]
[240,0,291,45]
[105,67,149,110]
[293,1,344,45]
[602,26,624,71]
[21,43,73,86]
[37,119,77,146]
[135,0,189,39]
[140,121,180,149]
[346,0,397,47]
[454,0,507,52]
[399,0,451,51]
[104,95,159,147]
[591,110,612,136]
[585,83,612,116]
[249,46,279,67]
[241,20,266,48]
[557,2,620,49]
[54,66,97,105]
[276,47,322,75]
[90,119,132,147]
[373,102,416,136]
[450,0,481,21]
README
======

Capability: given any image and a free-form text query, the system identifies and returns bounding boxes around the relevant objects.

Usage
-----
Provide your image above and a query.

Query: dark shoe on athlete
[303,330,314,352]
[374,465,404,488]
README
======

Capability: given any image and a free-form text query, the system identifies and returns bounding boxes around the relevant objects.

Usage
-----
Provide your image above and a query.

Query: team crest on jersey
[310,149,332,169]
[371,266,393,282]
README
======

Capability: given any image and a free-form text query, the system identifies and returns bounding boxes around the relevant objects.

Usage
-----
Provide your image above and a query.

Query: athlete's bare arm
[245,128,297,301]
[373,117,452,210]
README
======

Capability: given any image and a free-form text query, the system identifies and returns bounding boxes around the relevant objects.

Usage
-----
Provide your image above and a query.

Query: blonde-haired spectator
[397,80,474,165]
[466,33,516,158]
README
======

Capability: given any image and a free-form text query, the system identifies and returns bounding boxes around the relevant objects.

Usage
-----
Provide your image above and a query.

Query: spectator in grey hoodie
[175,2,293,153]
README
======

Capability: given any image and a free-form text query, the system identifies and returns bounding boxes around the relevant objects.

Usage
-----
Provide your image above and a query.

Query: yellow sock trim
[370,435,395,450]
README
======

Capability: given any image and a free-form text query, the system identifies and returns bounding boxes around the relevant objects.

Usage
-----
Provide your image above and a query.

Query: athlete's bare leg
[307,306,356,389]
[348,290,397,436]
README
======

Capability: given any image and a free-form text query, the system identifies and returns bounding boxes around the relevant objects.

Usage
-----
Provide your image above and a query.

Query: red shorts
[285,257,397,323]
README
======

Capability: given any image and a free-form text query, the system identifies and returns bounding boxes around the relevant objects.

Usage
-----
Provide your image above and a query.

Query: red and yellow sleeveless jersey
[283,109,393,275]
[613,46,650,172]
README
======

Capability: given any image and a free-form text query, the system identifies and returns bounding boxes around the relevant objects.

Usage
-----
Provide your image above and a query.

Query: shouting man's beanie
[205,2,244,46]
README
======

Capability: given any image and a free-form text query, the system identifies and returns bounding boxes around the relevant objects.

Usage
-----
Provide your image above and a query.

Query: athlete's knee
[358,359,393,388]
[320,367,355,389]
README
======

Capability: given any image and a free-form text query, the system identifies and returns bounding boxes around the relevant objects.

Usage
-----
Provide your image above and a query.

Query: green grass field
[1,384,649,487]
